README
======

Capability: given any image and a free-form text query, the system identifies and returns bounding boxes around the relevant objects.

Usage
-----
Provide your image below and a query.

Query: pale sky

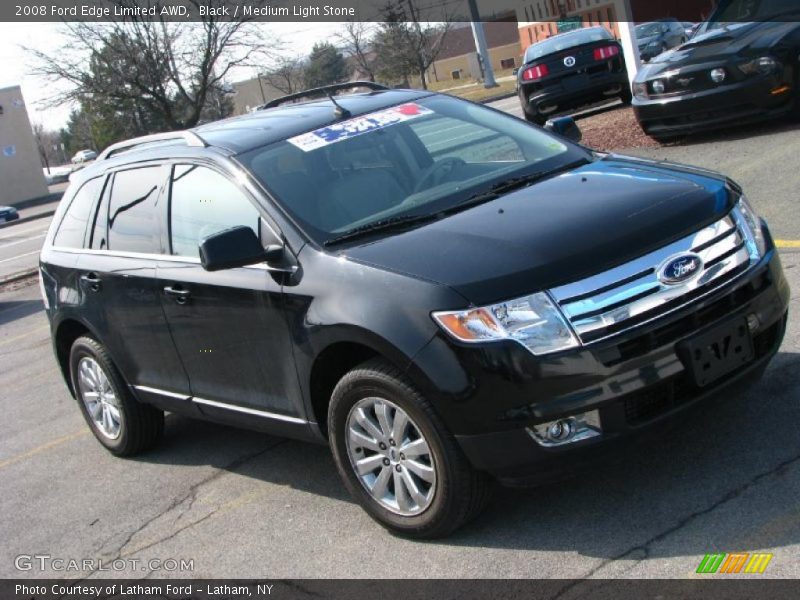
[0,21,346,131]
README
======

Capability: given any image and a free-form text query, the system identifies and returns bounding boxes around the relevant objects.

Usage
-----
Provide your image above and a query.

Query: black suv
[517,26,631,125]
[41,83,789,538]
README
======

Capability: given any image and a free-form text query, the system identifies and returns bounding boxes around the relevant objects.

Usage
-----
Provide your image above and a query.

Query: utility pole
[617,0,642,86]
[467,0,497,88]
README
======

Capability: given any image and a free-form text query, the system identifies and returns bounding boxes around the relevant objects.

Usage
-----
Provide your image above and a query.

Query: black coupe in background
[633,0,800,140]
[517,26,630,125]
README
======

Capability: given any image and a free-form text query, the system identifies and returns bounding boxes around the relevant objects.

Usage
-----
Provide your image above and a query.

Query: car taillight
[594,46,620,60]
[522,64,549,81]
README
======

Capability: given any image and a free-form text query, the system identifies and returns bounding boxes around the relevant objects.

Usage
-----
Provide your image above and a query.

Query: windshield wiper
[324,213,437,247]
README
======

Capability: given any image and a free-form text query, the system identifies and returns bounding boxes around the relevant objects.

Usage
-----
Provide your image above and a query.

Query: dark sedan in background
[636,19,688,62]
[0,206,19,223]
[517,26,630,125]
[633,1,800,140]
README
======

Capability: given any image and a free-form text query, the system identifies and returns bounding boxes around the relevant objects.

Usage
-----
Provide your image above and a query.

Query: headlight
[735,196,766,259]
[633,82,649,98]
[433,292,579,356]
[738,56,779,76]
[710,68,727,83]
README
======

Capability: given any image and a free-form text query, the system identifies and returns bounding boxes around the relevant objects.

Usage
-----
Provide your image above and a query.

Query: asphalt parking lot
[1,104,799,582]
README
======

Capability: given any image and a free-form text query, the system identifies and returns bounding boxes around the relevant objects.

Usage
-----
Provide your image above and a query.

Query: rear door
[75,164,193,407]
[156,163,304,423]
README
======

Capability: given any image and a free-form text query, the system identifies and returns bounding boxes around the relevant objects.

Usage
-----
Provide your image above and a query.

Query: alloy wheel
[77,356,122,440]
[345,397,436,516]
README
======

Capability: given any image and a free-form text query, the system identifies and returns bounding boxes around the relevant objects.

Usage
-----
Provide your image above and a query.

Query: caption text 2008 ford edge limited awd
[39,83,789,538]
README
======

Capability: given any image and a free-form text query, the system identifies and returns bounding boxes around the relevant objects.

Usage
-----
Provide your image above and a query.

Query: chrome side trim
[133,385,191,401]
[549,209,755,343]
[193,397,307,424]
[48,246,292,272]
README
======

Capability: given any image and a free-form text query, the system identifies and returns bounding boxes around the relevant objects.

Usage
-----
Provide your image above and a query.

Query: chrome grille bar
[550,209,756,344]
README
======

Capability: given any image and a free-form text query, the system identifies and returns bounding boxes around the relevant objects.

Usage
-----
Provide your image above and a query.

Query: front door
[157,164,303,421]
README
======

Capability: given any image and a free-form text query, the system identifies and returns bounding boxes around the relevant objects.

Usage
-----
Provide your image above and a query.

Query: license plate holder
[561,74,589,91]
[679,317,754,387]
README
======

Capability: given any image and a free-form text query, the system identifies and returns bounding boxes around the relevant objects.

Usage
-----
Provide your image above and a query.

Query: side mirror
[199,226,268,272]
[544,116,582,144]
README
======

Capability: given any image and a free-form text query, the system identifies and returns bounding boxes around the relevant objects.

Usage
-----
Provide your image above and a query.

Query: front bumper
[413,241,789,486]
[633,74,794,137]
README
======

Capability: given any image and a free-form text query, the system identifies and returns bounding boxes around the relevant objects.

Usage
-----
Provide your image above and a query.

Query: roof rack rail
[97,131,207,161]
[258,81,389,110]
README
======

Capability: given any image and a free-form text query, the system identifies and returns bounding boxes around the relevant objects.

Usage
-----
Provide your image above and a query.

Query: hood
[343,157,733,306]
[638,21,797,79]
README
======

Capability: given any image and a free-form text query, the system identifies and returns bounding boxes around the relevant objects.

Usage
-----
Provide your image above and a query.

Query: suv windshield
[636,23,665,37]
[239,95,588,246]
[524,27,612,62]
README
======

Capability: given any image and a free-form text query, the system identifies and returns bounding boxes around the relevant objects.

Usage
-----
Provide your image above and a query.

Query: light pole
[467,0,497,88]
[617,0,642,87]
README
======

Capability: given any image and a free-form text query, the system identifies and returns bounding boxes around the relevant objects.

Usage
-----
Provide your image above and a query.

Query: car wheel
[69,336,164,456]
[524,111,547,126]
[619,86,633,105]
[328,358,494,538]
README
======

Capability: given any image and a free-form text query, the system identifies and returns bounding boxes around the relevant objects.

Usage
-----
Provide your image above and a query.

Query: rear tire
[69,336,164,457]
[328,358,493,539]
[619,85,633,105]
[524,111,548,126]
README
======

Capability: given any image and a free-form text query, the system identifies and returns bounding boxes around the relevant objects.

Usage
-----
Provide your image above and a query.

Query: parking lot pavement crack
[81,439,286,580]
[548,450,800,598]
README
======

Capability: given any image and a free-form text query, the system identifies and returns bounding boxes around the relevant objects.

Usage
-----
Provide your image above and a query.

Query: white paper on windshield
[287,103,433,152]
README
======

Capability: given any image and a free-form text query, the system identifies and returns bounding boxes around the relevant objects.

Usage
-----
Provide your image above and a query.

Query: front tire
[69,336,164,456]
[328,358,493,538]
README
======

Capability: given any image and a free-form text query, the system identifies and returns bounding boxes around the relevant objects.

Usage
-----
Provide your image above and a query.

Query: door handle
[163,285,191,305]
[79,272,101,292]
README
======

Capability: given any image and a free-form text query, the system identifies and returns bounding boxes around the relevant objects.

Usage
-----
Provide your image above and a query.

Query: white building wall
[0,86,48,206]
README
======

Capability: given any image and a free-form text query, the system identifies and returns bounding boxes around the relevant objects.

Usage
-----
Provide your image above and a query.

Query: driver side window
[169,165,261,258]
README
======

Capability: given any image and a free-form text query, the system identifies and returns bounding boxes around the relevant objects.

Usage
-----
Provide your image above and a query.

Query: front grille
[550,209,759,344]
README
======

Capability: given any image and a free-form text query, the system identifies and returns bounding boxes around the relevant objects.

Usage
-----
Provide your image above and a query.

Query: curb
[478,91,517,104]
[0,210,56,230]
[0,268,38,287]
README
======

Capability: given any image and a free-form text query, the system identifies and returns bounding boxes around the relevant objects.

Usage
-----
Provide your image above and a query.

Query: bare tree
[374,1,454,90]
[27,0,282,131]
[261,56,306,96]
[336,21,379,82]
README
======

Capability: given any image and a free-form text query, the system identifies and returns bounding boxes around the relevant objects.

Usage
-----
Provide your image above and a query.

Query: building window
[500,58,516,69]
[524,5,530,20]
[451,70,461,80]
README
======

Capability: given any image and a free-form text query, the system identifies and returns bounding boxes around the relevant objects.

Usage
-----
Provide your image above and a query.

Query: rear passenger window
[53,178,103,248]
[169,165,260,258]
[107,166,164,254]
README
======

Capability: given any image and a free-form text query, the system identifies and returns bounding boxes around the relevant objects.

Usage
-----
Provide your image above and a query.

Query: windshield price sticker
[288,103,433,152]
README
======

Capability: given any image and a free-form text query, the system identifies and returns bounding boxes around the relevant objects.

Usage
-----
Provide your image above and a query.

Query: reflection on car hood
[638,21,799,79]
[343,157,733,305]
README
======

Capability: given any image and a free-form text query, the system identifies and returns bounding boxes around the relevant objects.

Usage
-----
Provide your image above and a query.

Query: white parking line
[0,249,39,264]
[0,233,47,249]
[0,223,51,239]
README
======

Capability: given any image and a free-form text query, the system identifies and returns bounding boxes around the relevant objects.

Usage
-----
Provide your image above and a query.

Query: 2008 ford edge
[40,83,790,538]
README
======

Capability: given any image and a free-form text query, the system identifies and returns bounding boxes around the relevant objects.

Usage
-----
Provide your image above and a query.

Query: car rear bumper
[633,76,794,137]
[520,71,629,117]
[418,242,789,486]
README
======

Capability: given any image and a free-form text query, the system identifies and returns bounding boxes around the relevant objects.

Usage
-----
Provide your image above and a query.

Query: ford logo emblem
[659,253,703,285]
[564,56,576,67]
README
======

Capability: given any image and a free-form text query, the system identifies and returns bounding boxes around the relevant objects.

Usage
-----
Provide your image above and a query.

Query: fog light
[710,68,726,83]
[747,313,761,332]
[528,410,602,447]
[652,80,666,94]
